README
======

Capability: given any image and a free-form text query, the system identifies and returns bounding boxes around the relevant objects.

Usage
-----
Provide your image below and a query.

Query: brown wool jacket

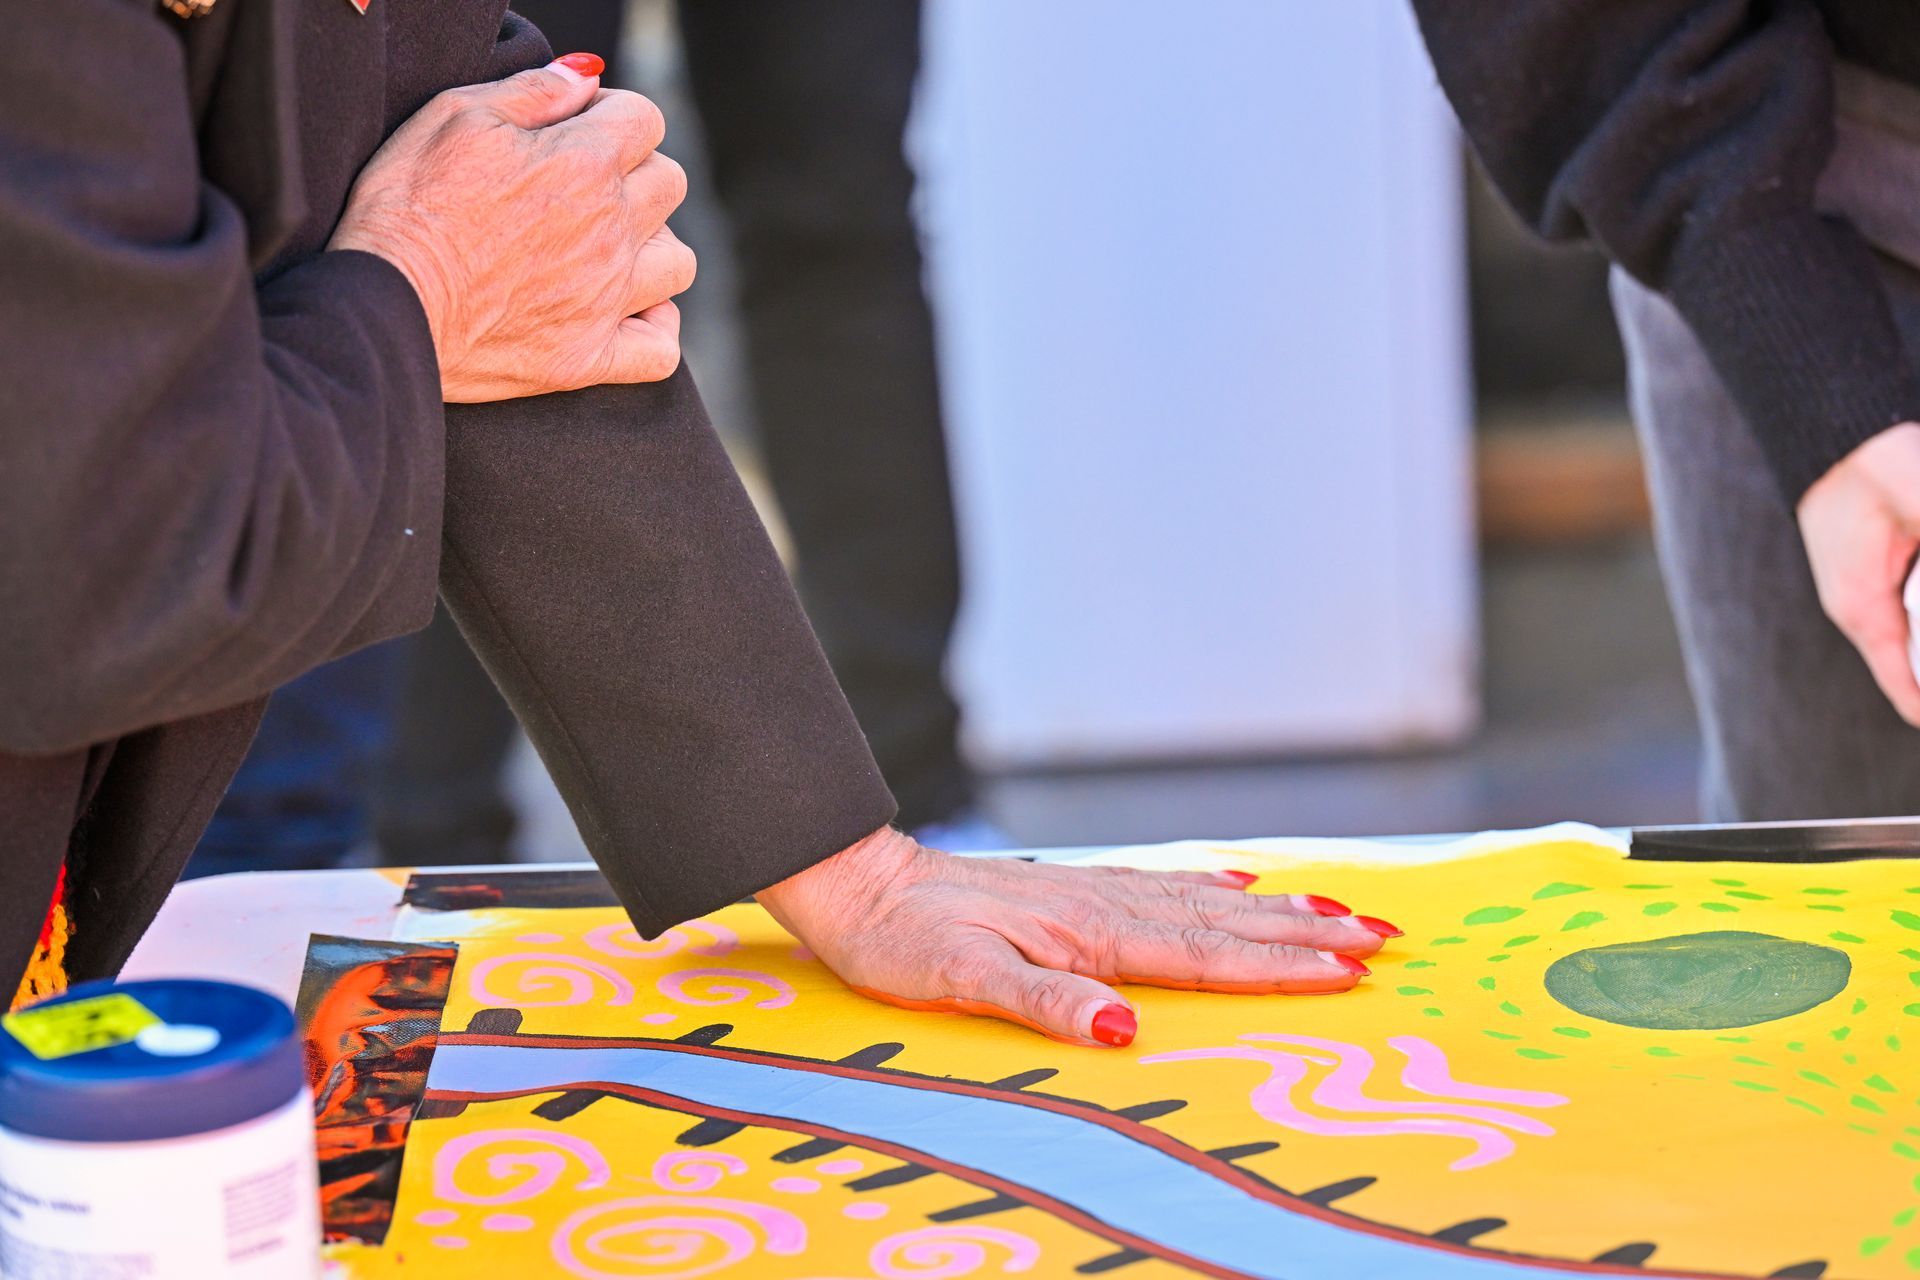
[0,0,897,987]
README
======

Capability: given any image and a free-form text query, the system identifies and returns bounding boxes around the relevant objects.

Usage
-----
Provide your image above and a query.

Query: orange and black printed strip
[296,932,458,1245]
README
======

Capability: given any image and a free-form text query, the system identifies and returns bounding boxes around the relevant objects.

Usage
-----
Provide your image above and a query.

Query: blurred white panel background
[916,1,1478,766]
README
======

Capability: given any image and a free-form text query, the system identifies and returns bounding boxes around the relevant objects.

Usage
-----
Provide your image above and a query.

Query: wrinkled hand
[757,828,1399,1048]
[1798,422,1920,725]
[328,53,695,401]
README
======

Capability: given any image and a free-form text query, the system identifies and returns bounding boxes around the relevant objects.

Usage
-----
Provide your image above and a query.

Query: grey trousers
[1612,64,1920,821]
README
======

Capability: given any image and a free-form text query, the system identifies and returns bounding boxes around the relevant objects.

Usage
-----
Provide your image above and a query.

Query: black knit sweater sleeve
[1412,0,1920,503]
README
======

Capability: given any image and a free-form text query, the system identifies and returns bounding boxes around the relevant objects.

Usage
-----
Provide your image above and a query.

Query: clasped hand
[330,54,695,401]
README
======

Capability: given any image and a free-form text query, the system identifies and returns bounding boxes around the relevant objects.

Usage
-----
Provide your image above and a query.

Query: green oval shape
[1544,931,1850,1031]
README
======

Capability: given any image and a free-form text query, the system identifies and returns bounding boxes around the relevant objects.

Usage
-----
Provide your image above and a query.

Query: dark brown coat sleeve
[441,376,897,935]
[0,0,444,754]
[414,16,898,936]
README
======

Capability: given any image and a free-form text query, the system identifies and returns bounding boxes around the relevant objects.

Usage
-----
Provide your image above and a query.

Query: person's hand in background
[758,828,1398,1048]
[1798,422,1920,725]
[328,53,696,401]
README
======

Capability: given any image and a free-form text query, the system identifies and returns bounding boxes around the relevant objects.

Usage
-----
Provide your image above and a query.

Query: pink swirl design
[467,951,636,1008]
[586,920,740,961]
[550,1196,806,1280]
[655,967,795,1010]
[1143,1034,1561,1171]
[1242,1034,1562,1133]
[868,1226,1041,1278]
[1389,1035,1569,1108]
[434,1130,612,1206]
[651,1151,748,1193]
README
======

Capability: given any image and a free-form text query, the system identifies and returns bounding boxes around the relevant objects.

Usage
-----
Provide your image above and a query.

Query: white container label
[0,1090,320,1279]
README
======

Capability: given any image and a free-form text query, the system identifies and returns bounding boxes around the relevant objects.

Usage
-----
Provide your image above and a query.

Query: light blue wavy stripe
[430,1042,1591,1279]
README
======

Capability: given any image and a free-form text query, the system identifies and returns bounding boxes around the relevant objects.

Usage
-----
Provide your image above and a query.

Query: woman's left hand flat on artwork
[759,829,1398,1048]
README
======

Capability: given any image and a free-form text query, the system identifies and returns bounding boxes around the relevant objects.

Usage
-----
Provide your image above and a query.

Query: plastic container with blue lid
[0,979,321,1279]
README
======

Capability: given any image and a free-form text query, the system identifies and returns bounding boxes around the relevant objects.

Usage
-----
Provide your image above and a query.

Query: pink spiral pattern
[466,951,636,1007]
[434,1130,613,1206]
[586,920,740,961]
[651,1151,748,1193]
[655,967,795,1010]
[867,1226,1042,1278]
[550,1196,806,1280]
[1143,1033,1562,1171]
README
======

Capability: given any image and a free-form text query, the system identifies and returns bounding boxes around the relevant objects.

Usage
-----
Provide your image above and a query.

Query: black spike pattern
[1075,1247,1150,1273]
[676,1117,746,1147]
[928,1193,1027,1222]
[846,1163,934,1192]
[532,1090,606,1123]
[775,1137,846,1164]
[1432,1218,1506,1244]
[1593,1242,1656,1266]
[465,1008,523,1035]
[840,1042,906,1069]
[1204,1141,1280,1161]
[1299,1176,1376,1206]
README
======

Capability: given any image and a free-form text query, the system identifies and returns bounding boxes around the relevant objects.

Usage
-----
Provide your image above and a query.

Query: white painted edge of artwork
[1061,821,1629,873]
[391,903,496,943]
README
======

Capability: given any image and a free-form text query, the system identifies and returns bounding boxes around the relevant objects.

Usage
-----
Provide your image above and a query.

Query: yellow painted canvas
[325,826,1920,1279]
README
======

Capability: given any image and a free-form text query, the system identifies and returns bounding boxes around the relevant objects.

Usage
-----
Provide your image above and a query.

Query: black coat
[0,0,896,985]
[1412,0,1920,504]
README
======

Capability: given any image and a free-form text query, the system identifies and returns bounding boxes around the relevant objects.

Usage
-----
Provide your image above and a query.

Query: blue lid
[0,979,305,1142]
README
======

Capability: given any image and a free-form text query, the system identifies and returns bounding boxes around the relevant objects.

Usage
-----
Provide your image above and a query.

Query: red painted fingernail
[1090,1003,1137,1047]
[1300,894,1350,917]
[1317,950,1370,977]
[1218,870,1259,888]
[552,52,606,78]
[1353,915,1403,939]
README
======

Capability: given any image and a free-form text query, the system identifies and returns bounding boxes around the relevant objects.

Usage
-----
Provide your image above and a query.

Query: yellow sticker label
[2,993,162,1061]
